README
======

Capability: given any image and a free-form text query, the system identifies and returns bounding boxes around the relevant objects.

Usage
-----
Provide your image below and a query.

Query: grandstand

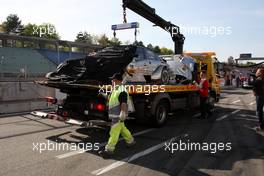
[37,48,86,65]
[0,47,56,77]
[0,33,102,78]
[0,33,102,114]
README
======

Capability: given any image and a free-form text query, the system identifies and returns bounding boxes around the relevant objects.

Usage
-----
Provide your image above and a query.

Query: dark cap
[110,72,123,81]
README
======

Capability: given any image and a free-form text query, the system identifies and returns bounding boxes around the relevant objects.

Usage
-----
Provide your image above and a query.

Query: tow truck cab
[184,52,221,102]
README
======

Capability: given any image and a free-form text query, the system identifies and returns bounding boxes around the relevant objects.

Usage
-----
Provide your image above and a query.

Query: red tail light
[44,97,57,104]
[62,111,69,117]
[90,103,105,111]
[96,104,105,111]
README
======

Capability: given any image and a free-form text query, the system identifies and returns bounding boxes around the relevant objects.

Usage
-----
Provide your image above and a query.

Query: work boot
[126,140,136,148]
[256,126,264,131]
[98,150,114,159]
[197,114,208,119]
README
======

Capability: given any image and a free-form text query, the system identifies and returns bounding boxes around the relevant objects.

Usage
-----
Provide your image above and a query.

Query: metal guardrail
[0,73,46,81]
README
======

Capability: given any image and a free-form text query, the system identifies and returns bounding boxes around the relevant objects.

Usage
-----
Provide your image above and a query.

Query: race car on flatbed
[35,46,220,127]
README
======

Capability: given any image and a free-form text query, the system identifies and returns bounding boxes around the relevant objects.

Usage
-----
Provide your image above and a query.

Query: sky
[0,0,264,61]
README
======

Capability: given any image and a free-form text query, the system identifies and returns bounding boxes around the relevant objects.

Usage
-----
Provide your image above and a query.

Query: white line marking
[239,114,246,117]
[231,110,240,114]
[216,110,240,121]
[249,102,255,105]
[235,117,258,122]
[91,134,188,175]
[232,100,241,104]
[238,114,257,118]
[56,128,155,159]
[216,115,228,121]
[192,113,201,118]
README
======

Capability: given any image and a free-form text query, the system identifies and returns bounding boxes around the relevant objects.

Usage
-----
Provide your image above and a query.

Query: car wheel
[161,68,170,84]
[152,100,168,127]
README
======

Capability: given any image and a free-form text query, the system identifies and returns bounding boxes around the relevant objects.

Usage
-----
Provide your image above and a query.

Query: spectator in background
[231,72,236,86]
[225,73,231,86]
[239,73,243,86]
[253,68,264,131]
[236,73,241,88]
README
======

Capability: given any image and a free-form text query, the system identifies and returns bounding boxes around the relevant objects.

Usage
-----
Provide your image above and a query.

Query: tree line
[0,14,174,55]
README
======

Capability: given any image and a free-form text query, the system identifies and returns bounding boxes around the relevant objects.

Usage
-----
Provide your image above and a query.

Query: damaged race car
[160,54,196,85]
[45,45,136,84]
[46,45,173,85]
[125,46,172,84]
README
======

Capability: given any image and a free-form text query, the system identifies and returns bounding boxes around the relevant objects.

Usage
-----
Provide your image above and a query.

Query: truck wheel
[208,96,215,114]
[210,91,219,103]
[152,100,168,127]
[216,94,220,102]
[161,68,170,84]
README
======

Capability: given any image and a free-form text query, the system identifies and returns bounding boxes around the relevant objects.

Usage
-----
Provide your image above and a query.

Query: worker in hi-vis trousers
[98,72,136,158]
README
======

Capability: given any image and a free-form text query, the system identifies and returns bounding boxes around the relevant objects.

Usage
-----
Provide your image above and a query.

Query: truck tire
[208,96,215,114]
[210,91,219,103]
[216,94,220,102]
[152,100,168,127]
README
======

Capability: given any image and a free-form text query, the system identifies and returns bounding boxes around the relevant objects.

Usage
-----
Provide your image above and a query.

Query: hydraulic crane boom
[122,0,185,54]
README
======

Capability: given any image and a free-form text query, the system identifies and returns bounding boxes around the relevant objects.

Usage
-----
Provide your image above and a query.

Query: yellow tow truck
[36,53,220,127]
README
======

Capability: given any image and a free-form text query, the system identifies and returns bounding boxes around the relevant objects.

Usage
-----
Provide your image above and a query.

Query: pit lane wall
[0,46,74,114]
[0,81,55,114]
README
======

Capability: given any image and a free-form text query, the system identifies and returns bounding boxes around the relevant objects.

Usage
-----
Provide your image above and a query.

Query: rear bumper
[31,111,111,127]
[64,110,108,122]
[65,119,111,127]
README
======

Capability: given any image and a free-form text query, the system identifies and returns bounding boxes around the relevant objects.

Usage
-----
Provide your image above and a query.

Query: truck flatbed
[36,80,199,94]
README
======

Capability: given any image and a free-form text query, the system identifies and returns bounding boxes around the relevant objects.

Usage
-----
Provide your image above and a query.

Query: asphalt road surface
[0,88,263,176]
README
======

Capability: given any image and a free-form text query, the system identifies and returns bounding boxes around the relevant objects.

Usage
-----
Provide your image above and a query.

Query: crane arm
[122,0,185,54]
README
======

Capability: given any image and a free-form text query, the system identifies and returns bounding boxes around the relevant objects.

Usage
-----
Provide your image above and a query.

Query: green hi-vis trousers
[105,122,134,152]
